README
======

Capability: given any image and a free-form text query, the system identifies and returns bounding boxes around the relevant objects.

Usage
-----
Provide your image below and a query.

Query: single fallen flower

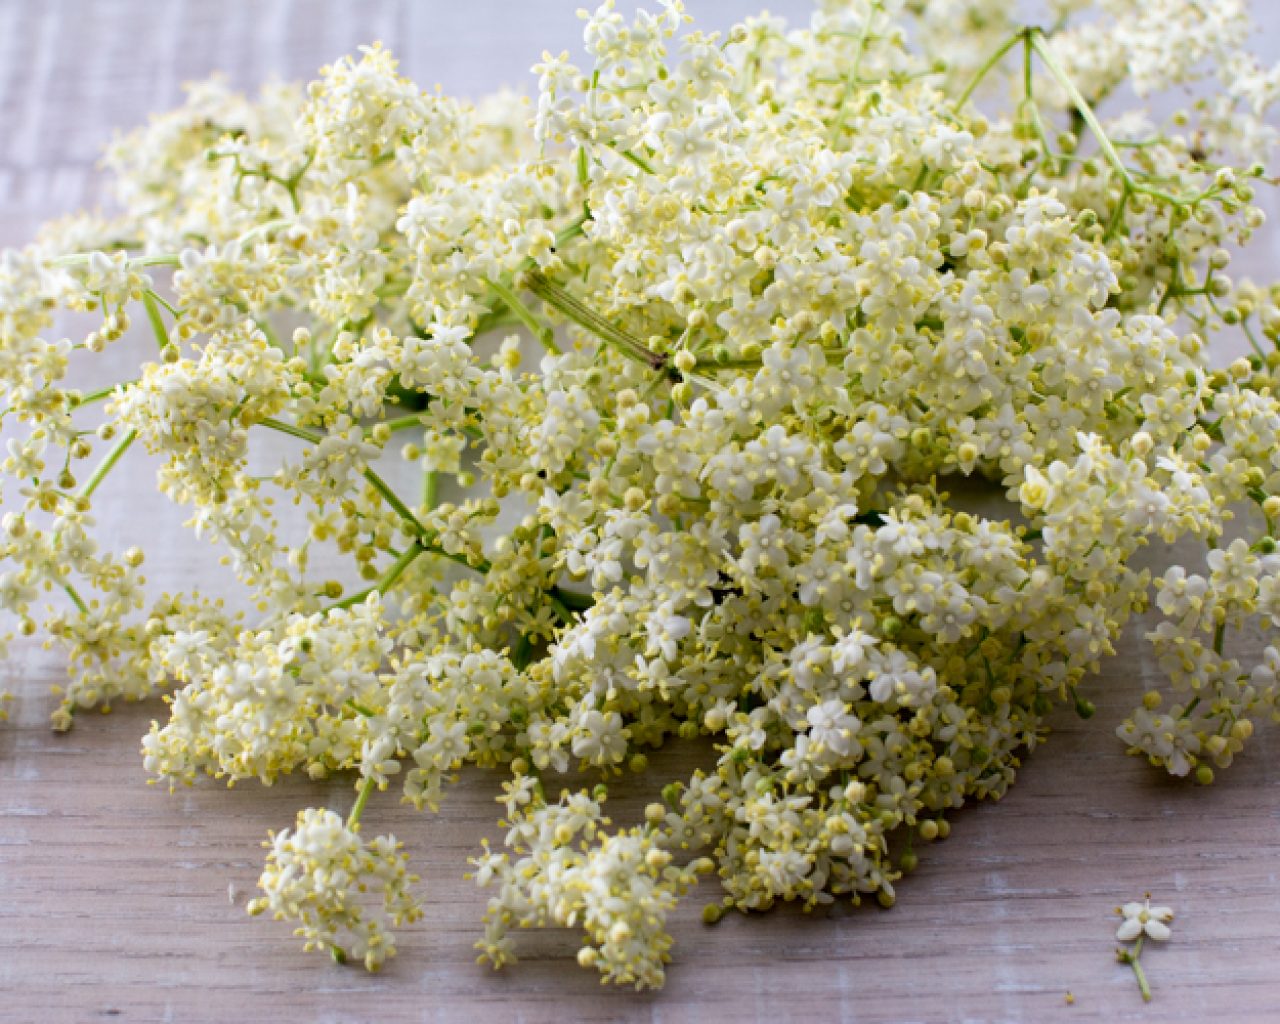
[1115,894,1175,1002]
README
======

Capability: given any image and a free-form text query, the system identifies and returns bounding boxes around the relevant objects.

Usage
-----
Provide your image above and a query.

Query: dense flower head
[247,807,422,970]
[2,0,1279,987]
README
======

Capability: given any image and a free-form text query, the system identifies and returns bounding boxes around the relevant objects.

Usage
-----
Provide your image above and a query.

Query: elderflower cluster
[1,0,1279,988]
[471,782,710,988]
[247,807,421,970]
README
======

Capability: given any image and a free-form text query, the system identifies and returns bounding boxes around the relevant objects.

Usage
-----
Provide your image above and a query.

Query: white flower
[570,707,628,765]
[805,699,861,758]
[1116,896,1174,942]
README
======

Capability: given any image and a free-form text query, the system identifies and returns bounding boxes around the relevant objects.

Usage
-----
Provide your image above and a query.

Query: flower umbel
[247,808,422,971]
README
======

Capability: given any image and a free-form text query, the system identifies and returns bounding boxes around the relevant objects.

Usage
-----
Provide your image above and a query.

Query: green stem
[1239,316,1268,358]
[608,144,657,175]
[695,356,764,370]
[71,380,137,408]
[1026,29,1203,207]
[1127,937,1152,1002]
[1207,295,1266,359]
[423,469,439,509]
[255,316,283,351]
[511,633,535,670]
[347,775,376,829]
[259,417,322,445]
[141,290,173,352]
[369,413,428,437]
[553,216,588,251]
[485,277,561,354]
[258,417,488,573]
[76,429,137,502]
[472,214,591,338]
[523,271,668,372]
[326,541,426,612]
[362,468,431,540]
[48,428,137,619]
[695,348,846,371]
[1104,181,1132,242]
[1020,37,1055,162]
[1026,30,1130,180]
[547,591,575,624]
[828,4,878,143]
[550,587,593,611]
[954,29,1026,110]
[60,581,89,615]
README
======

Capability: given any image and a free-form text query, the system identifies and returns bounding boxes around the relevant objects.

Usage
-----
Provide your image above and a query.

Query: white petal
[1116,918,1143,941]
[1144,919,1172,941]
[1120,901,1144,917]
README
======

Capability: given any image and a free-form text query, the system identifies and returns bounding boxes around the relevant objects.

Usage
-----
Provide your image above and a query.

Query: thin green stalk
[259,416,322,445]
[55,252,182,272]
[695,356,765,370]
[469,310,522,335]
[953,29,1026,110]
[347,775,376,829]
[695,348,846,371]
[1207,294,1266,359]
[471,213,590,339]
[60,581,89,615]
[547,591,575,624]
[1020,36,1055,162]
[258,417,489,574]
[609,145,657,175]
[141,290,173,353]
[235,218,289,247]
[254,316,283,351]
[828,4,878,144]
[327,542,426,612]
[149,290,181,318]
[48,427,138,617]
[1240,316,1269,357]
[37,418,136,623]
[550,587,593,611]
[369,413,429,437]
[1026,29,1206,207]
[485,277,561,354]
[523,271,668,372]
[362,468,431,540]
[71,380,137,409]
[511,633,535,670]
[553,216,588,251]
[1025,30,1129,181]
[76,429,137,502]
[1124,937,1152,1002]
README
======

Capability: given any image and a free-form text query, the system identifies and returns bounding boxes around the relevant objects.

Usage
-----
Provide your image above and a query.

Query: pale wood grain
[1,3,1279,1022]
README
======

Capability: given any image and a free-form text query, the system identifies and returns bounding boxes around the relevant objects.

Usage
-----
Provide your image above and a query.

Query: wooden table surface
[1,3,1278,1022]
